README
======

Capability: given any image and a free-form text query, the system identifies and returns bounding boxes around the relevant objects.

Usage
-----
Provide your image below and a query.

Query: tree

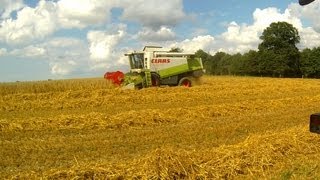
[259,22,300,52]
[195,50,212,74]
[211,52,229,75]
[217,53,233,75]
[258,22,301,77]
[241,50,259,75]
[169,47,183,52]
[229,53,243,75]
[300,47,320,78]
[258,50,289,77]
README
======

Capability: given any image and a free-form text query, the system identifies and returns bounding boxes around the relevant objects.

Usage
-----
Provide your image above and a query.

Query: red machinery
[104,71,124,86]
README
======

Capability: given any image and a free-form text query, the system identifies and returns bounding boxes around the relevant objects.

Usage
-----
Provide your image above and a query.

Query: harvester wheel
[151,73,160,87]
[178,77,192,87]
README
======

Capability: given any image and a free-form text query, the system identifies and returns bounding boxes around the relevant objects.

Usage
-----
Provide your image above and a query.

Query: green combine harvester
[105,46,204,89]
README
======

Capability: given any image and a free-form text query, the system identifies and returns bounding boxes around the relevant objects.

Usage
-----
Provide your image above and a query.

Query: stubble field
[1,76,320,179]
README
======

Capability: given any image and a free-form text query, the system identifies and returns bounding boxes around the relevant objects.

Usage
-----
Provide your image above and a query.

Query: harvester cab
[105,46,204,89]
[127,52,144,70]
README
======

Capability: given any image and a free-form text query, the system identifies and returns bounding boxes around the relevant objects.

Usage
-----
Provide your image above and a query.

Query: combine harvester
[105,46,204,89]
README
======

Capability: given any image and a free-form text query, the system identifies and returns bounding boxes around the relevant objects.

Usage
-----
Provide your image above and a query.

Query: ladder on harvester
[144,70,152,87]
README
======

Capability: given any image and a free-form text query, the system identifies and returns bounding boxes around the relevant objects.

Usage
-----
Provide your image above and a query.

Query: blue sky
[0,0,320,82]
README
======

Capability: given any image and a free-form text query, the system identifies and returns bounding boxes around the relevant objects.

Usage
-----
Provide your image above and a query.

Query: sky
[0,0,320,82]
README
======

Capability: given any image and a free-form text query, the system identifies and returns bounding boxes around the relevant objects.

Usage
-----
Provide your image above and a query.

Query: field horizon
[1,76,320,179]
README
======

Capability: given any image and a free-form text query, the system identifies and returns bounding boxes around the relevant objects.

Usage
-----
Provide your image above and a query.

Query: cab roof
[143,46,170,52]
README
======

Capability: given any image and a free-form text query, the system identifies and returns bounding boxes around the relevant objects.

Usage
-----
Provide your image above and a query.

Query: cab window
[130,53,144,69]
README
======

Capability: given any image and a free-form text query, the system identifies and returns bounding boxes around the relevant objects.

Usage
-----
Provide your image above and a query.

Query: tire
[178,77,192,87]
[135,83,143,90]
[151,73,160,87]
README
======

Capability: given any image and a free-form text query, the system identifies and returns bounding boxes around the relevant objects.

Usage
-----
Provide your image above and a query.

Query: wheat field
[1,76,320,179]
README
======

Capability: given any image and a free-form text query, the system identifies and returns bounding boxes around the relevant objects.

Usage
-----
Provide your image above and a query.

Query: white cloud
[170,35,215,53]
[7,37,88,59]
[45,37,88,51]
[192,28,209,36]
[217,7,304,54]
[56,0,113,29]
[0,0,25,19]
[137,26,176,42]
[120,0,185,28]
[44,37,89,75]
[170,5,320,55]
[50,60,77,75]
[87,28,126,70]
[298,27,320,49]
[0,48,7,56]
[221,22,259,44]
[0,0,114,44]
[10,46,46,58]
[287,2,320,48]
[215,21,259,53]
[56,0,186,29]
[0,0,186,45]
[3,37,88,76]
[288,1,320,32]
[253,8,303,31]
[57,0,186,29]
[0,0,57,45]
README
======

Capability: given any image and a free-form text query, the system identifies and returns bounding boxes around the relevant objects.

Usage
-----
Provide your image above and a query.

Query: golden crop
[1,76,320,179]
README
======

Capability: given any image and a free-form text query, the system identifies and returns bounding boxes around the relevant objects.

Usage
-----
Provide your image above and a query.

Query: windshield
[130,53,144,69]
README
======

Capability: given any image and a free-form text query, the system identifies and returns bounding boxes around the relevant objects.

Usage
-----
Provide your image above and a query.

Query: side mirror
[299,0,315,5]
[310,113,320,134]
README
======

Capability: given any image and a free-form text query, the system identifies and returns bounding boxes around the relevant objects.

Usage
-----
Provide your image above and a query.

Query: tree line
[195,22,320,78]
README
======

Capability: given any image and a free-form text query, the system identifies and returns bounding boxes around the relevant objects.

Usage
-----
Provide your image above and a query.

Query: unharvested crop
[1,76,320,179]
